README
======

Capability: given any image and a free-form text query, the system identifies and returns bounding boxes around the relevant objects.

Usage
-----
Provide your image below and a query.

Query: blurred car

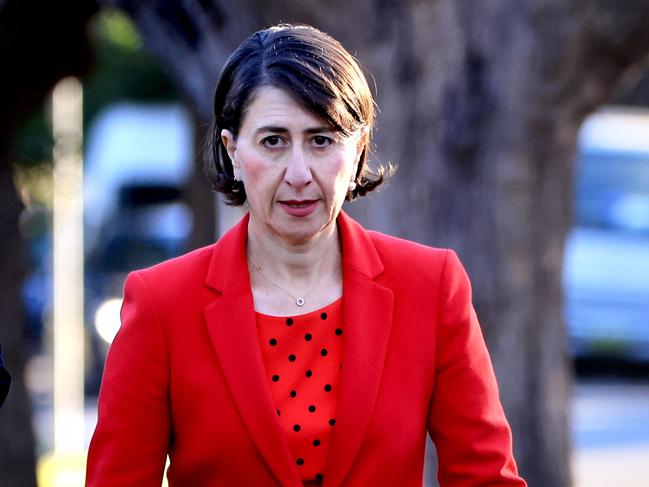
[564,106,649,362]
[84,183,192,391]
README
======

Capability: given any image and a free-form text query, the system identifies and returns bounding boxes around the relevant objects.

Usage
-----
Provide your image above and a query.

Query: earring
[348,180,357,192]
[232,177,242,193]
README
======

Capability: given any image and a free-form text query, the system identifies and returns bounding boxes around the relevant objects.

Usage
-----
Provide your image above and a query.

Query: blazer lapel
[203,214,303,487]
[322,212,394,487]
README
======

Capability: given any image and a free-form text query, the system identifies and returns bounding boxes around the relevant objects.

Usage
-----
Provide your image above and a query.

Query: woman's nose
[284,147,312,187]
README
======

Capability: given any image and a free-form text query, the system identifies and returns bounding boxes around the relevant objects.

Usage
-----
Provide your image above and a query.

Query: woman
[86,24,526,487]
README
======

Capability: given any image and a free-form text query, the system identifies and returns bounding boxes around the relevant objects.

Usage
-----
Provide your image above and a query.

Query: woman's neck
[246,219,343,315]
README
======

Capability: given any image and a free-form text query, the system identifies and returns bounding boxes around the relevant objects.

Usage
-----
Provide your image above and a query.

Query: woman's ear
[356,127,369,160]
[221,129,241,179]
[354,127,370,175]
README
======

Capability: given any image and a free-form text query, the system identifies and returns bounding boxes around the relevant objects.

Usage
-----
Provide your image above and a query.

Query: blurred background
[1,1,649,486]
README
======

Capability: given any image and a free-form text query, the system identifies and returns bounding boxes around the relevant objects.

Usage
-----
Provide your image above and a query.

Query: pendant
[296,297,305,307]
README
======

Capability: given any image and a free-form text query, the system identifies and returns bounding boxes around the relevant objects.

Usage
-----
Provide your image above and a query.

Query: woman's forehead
[241,86,333,132]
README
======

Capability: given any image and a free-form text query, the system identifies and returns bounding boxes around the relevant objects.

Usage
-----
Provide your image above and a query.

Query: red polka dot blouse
[256,298,344,484]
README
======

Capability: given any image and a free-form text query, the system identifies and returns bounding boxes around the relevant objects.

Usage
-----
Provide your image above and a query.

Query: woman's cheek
[243,159,266,183]
[241,150,276,185]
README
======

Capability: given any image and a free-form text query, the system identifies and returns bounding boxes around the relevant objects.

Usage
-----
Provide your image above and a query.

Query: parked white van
[564,106,649,362]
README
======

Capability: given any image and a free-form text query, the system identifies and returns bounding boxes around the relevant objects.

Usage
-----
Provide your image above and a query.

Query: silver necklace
[248,255,325,307]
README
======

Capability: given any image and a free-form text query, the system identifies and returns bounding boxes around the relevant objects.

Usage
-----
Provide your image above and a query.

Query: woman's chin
[276,223,323,245]
[248,204,338,245]
[273,214,335,245]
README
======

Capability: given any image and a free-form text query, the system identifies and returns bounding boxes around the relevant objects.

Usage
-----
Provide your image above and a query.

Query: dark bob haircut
[204,24,390,206]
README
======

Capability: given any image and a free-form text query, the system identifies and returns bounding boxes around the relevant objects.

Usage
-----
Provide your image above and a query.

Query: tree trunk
[186,110,218,249]
[0,153,37,487]
[0,1,98,484]
[103,1,649,485]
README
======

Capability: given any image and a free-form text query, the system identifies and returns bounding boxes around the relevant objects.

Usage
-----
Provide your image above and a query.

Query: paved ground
[31,373,649,486]
[571,379,649,487]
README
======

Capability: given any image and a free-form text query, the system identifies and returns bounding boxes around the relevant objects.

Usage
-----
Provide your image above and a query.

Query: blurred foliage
[98,8,142,51]
[11,8,177,171]
[83,9,177,128]
[14,165,53,210]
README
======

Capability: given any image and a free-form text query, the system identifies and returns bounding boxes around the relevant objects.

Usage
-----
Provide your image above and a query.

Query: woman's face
[221,86,366,245]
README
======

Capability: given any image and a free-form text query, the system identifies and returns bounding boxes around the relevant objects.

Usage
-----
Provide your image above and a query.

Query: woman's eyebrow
[255,125,288,135]
[304,126,336,134]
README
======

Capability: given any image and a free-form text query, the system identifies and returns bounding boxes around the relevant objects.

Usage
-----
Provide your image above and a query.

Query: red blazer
[86,211,525,487]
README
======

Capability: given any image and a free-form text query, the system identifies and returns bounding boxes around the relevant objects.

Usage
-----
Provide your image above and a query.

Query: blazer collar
[205,211,251,293]
[204,211,393,487]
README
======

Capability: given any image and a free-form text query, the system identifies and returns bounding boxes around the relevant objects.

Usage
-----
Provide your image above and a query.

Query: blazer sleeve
[86,271,170,486]
[427,250,526,486]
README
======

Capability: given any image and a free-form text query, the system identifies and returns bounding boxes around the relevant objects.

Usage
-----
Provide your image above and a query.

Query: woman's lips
[279,200,318,217]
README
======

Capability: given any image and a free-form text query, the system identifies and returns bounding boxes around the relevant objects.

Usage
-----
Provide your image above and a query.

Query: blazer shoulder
[368,230,451,266]
[131,243,216,294]
[365,230,468,288]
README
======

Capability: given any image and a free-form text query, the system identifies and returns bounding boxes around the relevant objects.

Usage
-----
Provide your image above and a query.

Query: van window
[575,150,649,233]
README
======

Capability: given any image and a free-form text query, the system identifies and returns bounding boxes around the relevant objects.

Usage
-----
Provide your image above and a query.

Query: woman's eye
[261,135,283,147]
[312,135,333,147]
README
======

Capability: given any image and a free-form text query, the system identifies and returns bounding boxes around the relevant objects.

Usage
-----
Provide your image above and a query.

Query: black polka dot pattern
[256,298,344,481]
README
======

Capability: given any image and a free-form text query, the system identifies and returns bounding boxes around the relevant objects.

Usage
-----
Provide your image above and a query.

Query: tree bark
[0,1,98,484]
[100,1,649,485]
[0,152,37,487]
[186,110,218,249]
